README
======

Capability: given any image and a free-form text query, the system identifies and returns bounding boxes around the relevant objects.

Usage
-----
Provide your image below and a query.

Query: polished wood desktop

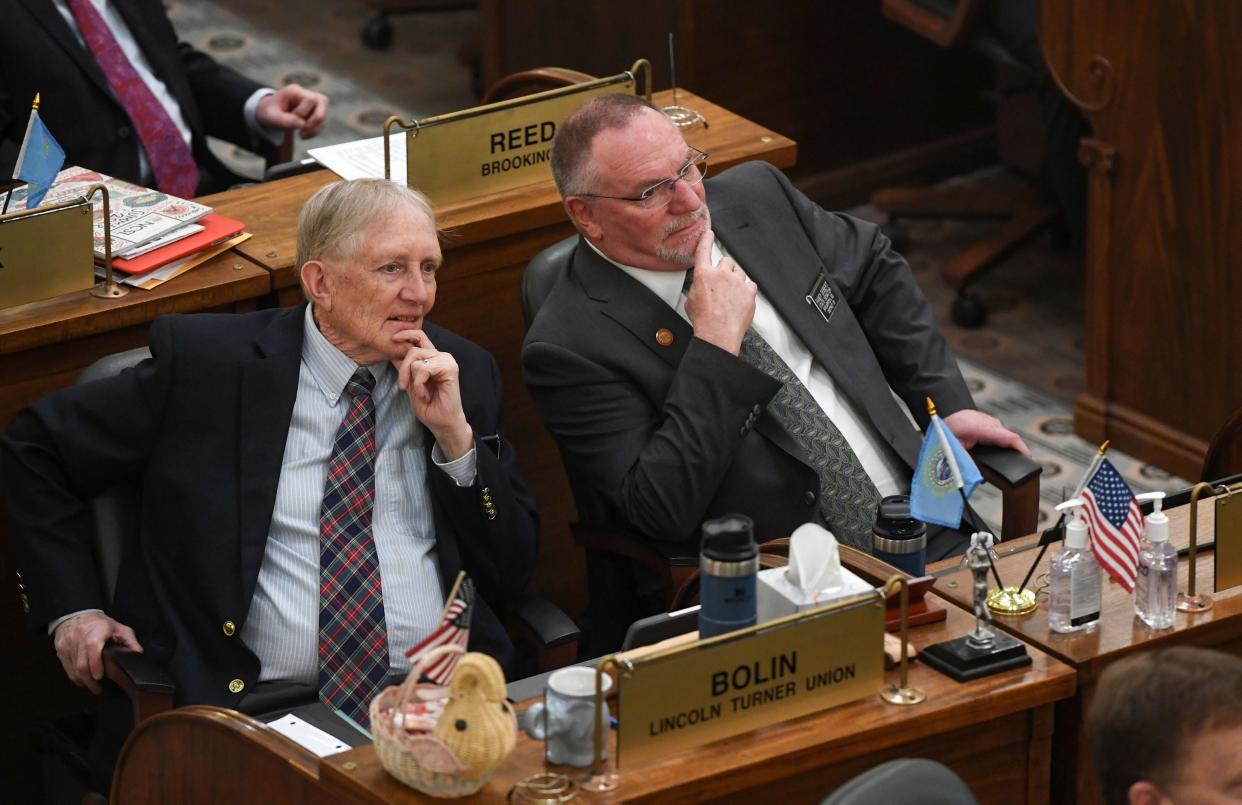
[315,600,1073,804]
[929,498,1241,804]
[109,599,1073,804]
[200,88,796,620]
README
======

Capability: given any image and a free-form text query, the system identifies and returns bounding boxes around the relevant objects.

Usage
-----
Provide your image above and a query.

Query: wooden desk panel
[929,498,1241,804]
[1040,1,1242,477]
[203,89,797,616]
[320,601,1075,803]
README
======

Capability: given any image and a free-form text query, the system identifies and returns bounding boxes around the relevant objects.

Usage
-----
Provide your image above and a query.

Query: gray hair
[296,178,436,271]
[550,93,658,198]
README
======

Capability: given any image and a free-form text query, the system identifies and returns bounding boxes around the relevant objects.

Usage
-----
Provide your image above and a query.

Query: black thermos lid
[873,494,926,540]
[701,514,758,561]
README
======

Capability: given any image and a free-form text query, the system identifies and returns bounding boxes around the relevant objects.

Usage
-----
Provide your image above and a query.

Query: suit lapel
[237,306,304,607]
[710,197,921,468]
[573,241,694,370]
[17,0,116,99]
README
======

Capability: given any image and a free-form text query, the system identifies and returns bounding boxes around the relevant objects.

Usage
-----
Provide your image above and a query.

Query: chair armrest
[570,522,698,608]
[505,597,581,673]
[103,645,175,725]
[971,445,1042,540]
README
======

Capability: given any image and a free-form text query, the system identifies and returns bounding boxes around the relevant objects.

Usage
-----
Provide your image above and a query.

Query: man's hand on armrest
[944,409,1032,458]
[52,611,143,694]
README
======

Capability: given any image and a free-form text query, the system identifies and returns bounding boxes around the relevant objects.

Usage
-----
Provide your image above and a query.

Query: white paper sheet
[265,713,352,758]
[308,132,407,183]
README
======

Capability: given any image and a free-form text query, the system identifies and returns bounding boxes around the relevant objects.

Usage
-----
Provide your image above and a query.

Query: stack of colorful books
[40,166,249,290]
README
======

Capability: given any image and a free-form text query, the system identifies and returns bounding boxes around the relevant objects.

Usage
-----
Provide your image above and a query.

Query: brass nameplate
[615,594,884,768]
[0,198,95,309]
[1215,490,1242,592]
[405,75,637,204]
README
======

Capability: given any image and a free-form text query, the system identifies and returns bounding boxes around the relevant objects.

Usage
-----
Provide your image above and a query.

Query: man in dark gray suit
[522,95,1027,633]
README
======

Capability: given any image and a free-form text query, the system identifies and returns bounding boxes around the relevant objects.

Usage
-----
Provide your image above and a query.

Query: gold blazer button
[222,621,236,637]
[228,679,245,694]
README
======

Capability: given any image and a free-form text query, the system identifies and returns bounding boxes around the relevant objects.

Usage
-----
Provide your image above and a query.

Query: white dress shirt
[240,305,477,683]
[590,237,911,499]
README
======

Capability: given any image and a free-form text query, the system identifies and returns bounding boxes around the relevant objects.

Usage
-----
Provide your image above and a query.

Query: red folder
[105,214,245,275]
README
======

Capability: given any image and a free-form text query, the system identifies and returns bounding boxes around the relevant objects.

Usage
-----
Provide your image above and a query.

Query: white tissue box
[757,565,875,622]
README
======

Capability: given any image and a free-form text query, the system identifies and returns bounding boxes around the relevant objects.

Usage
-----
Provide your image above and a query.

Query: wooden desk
[928,499,1241,804]
[202,88,797,618]
[318,600,1074,803]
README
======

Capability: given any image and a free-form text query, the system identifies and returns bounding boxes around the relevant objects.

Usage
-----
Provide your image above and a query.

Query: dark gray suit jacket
[522,161,974,549]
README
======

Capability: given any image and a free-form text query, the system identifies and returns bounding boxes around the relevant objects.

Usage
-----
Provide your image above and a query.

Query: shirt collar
[301,305,390,406]
[583,235,730,312]
[584,238,688,311]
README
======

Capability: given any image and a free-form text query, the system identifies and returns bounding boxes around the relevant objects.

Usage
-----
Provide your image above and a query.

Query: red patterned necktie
[318,370,389,725]
[66,0,200,197]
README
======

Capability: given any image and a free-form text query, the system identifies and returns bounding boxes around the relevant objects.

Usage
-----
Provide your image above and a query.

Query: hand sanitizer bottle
[1048,498,1101,633]
[1134,491,1177,629]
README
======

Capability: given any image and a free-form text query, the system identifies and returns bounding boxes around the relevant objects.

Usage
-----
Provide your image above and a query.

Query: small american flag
[1081,458,1143,592]
[404,572,474,684]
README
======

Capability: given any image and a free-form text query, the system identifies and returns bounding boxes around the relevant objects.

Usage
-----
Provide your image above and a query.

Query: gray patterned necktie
[738,330,881,549]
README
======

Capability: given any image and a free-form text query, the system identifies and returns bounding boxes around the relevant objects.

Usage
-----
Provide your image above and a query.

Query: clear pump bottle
[1134,491,1177,629]
[1048,498,1102,633]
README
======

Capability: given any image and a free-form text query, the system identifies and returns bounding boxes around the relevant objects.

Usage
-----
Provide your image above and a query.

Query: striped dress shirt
[241,306,477,683]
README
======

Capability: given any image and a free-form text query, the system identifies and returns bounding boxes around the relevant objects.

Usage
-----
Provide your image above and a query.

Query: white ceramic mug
[519,666,612,767]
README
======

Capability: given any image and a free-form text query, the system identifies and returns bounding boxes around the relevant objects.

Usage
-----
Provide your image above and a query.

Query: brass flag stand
[86,183,128,299]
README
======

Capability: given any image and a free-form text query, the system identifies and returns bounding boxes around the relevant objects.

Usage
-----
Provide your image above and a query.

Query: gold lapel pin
[655,328,674,347]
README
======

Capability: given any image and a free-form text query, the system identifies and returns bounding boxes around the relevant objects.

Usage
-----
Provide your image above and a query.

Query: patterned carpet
[172,1,1192,534]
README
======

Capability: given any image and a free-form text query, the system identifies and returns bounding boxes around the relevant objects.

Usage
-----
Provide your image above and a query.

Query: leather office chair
[821,758,978,805]
[871,0,1060,329]
[48,345,578,797]
[481,67,596,105]
[521,236,1041,648]
[1202,404,1242,482]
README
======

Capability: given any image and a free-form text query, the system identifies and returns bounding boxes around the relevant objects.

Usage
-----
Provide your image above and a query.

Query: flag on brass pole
[1081,457,1144,592]
[404,572,474,685]
[910,398,983,529]
[12,94,65,210]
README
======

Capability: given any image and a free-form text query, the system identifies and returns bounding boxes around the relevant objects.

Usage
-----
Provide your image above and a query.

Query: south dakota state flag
[910,408,983,529]
[13,104,65,209]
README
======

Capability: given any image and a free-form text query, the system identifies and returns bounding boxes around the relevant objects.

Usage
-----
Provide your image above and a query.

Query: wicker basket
[370,644,517,798]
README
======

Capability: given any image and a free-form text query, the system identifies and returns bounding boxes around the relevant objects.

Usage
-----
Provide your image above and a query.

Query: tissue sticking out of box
[758,523,874,622]
[785,522,845,596]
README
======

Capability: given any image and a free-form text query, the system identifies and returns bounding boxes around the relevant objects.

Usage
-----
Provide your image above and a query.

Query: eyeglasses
[578,147,709,210]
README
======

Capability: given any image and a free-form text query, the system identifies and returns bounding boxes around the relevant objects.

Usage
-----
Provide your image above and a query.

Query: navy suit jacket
[0,0,268,193]
[2,305,539,707]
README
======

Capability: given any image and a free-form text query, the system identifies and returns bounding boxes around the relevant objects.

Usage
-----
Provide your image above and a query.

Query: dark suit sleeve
[760,163,973,426]
[137,1,266,152]
[0,321,175,629]
[426,352,539,608]
[523,334,781,543]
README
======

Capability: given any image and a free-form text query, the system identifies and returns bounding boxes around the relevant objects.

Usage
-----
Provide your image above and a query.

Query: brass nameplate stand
[0,196,95,308]
[587,589,884,778]
[1214,482,1242,594]
[382,60,651,205]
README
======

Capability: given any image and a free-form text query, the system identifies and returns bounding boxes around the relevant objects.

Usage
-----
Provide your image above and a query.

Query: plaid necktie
[66,0,200,197]
[318,369,388,725]
[738,330,881,550]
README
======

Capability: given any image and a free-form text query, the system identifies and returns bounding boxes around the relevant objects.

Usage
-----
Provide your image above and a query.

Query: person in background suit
[0,0,328,194]
[1086,646,1242,805]
[2,178,538,787]
[522,94,1027,646]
